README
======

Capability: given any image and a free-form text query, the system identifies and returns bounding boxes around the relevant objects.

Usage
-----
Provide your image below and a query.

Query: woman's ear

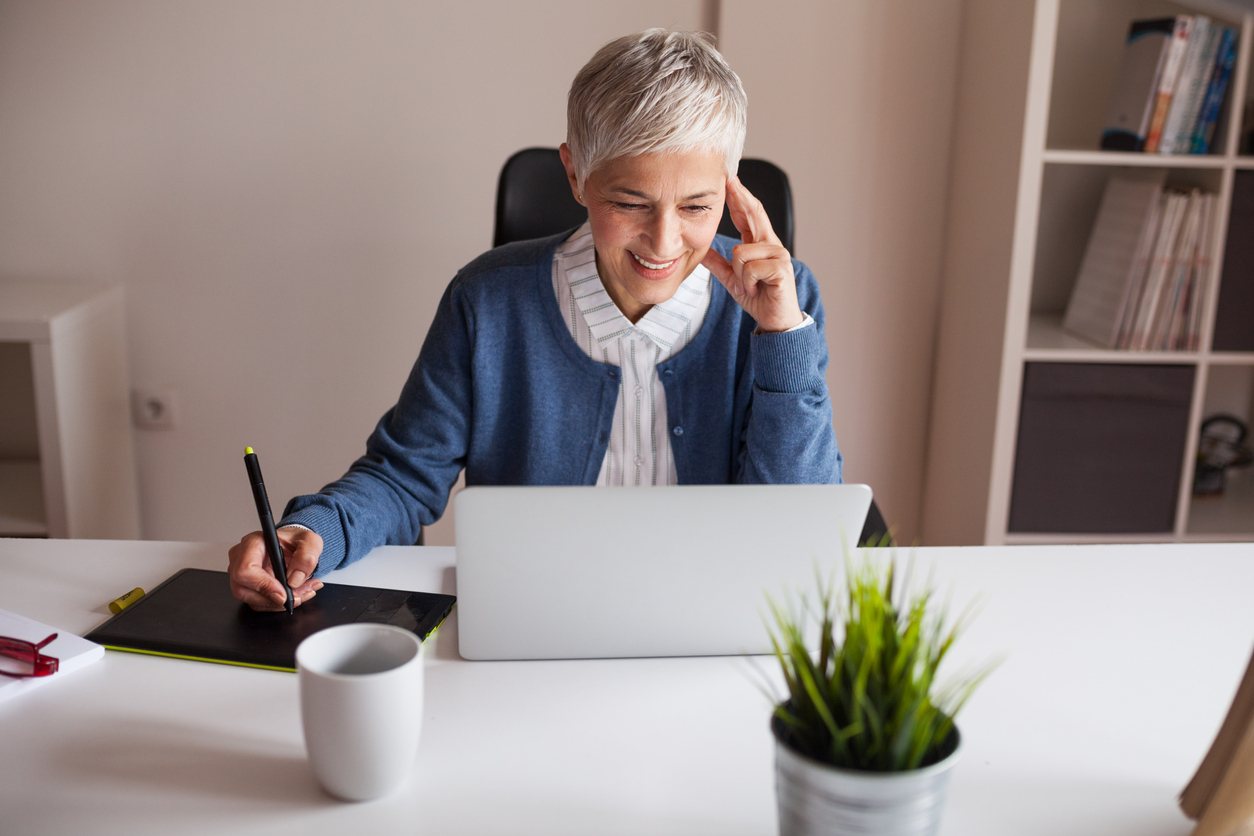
[558,143,583,204]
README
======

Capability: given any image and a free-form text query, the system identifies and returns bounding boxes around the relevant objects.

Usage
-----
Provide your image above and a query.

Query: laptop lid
[454,484,872,660]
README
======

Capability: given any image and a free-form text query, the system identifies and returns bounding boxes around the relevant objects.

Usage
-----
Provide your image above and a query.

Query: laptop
[454,484,872,660]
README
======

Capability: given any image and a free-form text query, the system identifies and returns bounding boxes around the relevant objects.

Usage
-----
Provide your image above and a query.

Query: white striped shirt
[552,223,712,487]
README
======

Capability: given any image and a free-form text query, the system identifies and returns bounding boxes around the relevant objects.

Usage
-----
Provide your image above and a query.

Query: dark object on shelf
[1099,18,1176,152]
[1009,363,1194,533]
[1193,414,1254,496]
[1213,171,1254,351]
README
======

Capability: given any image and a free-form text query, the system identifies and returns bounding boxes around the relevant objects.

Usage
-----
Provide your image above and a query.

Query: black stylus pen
[243,446,294,614]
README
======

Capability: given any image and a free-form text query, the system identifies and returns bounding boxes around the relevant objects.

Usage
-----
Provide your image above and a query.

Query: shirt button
[672,426,683,437]
[662,369,674,377]
[634,386,643,399]
[634,455,644,466]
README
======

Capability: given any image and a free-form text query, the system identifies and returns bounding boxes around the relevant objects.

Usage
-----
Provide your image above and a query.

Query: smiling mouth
[630,252,678,270]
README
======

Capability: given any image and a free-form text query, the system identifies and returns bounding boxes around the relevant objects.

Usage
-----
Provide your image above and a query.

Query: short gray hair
[566,29,747,184]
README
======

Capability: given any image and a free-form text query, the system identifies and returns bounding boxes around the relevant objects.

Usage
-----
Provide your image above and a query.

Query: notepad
[84,568,456,672]
[0,608,105,704]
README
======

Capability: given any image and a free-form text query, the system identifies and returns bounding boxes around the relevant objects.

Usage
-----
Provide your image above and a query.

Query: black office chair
[494,148,796,252]
[492,148,891,547]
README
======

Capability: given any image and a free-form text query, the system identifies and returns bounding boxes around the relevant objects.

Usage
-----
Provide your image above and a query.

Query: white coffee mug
[296,623,425,801]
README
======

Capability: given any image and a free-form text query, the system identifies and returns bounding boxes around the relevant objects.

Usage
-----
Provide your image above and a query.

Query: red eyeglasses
[0,633,60,678]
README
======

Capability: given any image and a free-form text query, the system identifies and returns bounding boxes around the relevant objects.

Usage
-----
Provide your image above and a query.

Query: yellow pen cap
[108,588,145,614]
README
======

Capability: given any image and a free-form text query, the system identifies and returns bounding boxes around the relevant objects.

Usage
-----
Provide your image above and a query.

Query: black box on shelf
[1009,363,1194,533]
[1213,170,1254,352]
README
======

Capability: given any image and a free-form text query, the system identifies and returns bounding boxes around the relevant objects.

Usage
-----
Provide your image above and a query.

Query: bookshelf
[922,0,1254,545]
[0,280,140,539]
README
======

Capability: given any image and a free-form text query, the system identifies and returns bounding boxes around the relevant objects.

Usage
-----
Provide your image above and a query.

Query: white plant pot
[772,715,962,836]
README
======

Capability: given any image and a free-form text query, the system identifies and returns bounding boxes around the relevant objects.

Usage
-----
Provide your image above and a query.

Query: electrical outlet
[132,388,179,430]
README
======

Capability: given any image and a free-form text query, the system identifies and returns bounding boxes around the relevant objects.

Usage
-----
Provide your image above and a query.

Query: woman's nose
[646,210,683,256]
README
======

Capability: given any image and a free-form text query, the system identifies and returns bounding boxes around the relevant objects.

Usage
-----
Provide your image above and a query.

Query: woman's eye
[615,202,646,210]
[682,205,712,214]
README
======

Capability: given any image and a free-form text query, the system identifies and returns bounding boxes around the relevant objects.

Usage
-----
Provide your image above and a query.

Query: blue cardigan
[283,232,842,575]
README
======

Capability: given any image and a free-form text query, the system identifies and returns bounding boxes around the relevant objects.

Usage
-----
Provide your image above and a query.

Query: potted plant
[766,555,993,836]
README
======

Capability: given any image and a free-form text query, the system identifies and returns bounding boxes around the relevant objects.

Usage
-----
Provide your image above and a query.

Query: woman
[229,29,842,610]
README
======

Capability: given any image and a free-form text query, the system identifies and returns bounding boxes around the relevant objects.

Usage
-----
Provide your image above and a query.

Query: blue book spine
[1190,27,1237,154]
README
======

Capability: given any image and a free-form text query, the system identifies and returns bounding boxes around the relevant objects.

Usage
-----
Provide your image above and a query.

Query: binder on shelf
[1101,16,1236,155]
[1127,191,1188,347]
[1065,174,1216,352]
[1189,27,1238,154]
[1100,18,1178,151]
[1063,173,1166,347]
[1159,16,1215,154]
[1144,16,1194,153]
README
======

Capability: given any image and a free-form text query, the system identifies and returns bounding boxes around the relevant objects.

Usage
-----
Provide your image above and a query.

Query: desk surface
[1,538,1251,836]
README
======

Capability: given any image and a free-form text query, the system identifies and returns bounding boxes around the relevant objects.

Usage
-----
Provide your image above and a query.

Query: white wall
[0,0,704,545]
[721,1,963,542]
[0,0,964,547]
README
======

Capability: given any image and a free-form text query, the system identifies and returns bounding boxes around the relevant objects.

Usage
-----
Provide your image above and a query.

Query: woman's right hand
[228,527,324,611]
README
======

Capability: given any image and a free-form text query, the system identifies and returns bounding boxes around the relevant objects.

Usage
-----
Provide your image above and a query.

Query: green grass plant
[767,554,993,772]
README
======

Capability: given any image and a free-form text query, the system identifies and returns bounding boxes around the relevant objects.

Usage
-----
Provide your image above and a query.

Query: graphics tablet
[85,568,456,672]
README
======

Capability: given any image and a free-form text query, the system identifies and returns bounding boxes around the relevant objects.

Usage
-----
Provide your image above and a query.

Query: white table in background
[0,538,1250,836]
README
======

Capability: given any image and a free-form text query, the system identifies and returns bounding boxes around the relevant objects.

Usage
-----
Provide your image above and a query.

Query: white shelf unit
[0,279,140,538]
[923,0,1254,545]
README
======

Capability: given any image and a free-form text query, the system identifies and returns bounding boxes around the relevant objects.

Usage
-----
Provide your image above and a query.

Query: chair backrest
[493,148,795,253]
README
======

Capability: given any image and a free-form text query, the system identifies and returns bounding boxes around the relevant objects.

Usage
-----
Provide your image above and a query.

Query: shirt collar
[558,222,711,352]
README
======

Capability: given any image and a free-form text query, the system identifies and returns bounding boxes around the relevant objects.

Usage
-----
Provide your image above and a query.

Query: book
[1100,18,1177,151]
[1186,195,1216,349]
[1180,646,1254,836]
[1063,173,1166,346]
[0,607,104,704]
[1190,27,1238,154]
[1159,17,1215,154]
[1144,16,1193,153]
[1125,191,1188,348]
[1115,190,1164,346]
[1149,189,1202,348]
[1178,194,1212,349]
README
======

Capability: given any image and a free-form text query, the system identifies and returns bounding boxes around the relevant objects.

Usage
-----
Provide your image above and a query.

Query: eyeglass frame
[0,632,60,678]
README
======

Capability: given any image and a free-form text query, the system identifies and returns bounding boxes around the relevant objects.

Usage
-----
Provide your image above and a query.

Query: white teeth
[631,252,676,270]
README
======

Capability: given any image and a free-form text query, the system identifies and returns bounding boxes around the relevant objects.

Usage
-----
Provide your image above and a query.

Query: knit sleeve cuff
[750,319,824,393]
[279,503,347,578]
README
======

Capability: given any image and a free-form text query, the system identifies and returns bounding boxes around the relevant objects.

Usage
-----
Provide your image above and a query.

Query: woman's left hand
[701,175,805,333]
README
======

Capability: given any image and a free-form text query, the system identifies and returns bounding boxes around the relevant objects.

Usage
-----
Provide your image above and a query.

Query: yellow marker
[108,587,145,614]
[245,446,254,455]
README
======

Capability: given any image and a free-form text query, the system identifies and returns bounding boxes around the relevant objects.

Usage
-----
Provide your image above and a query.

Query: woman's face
[562,146,727,323]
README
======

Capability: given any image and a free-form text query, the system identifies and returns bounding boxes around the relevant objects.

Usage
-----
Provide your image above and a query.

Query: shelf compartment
[1186,362,1254,535]
[0,461,47,537]
[1026,313,1203,360]
[1212,169,1254,351]
[1188,469,1254,535]
[1047,0,1244,156]
[1031,163,1223,330]
[1009,362,1194,534]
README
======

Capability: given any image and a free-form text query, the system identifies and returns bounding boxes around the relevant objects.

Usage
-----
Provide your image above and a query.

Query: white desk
[1,539,1251,835]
